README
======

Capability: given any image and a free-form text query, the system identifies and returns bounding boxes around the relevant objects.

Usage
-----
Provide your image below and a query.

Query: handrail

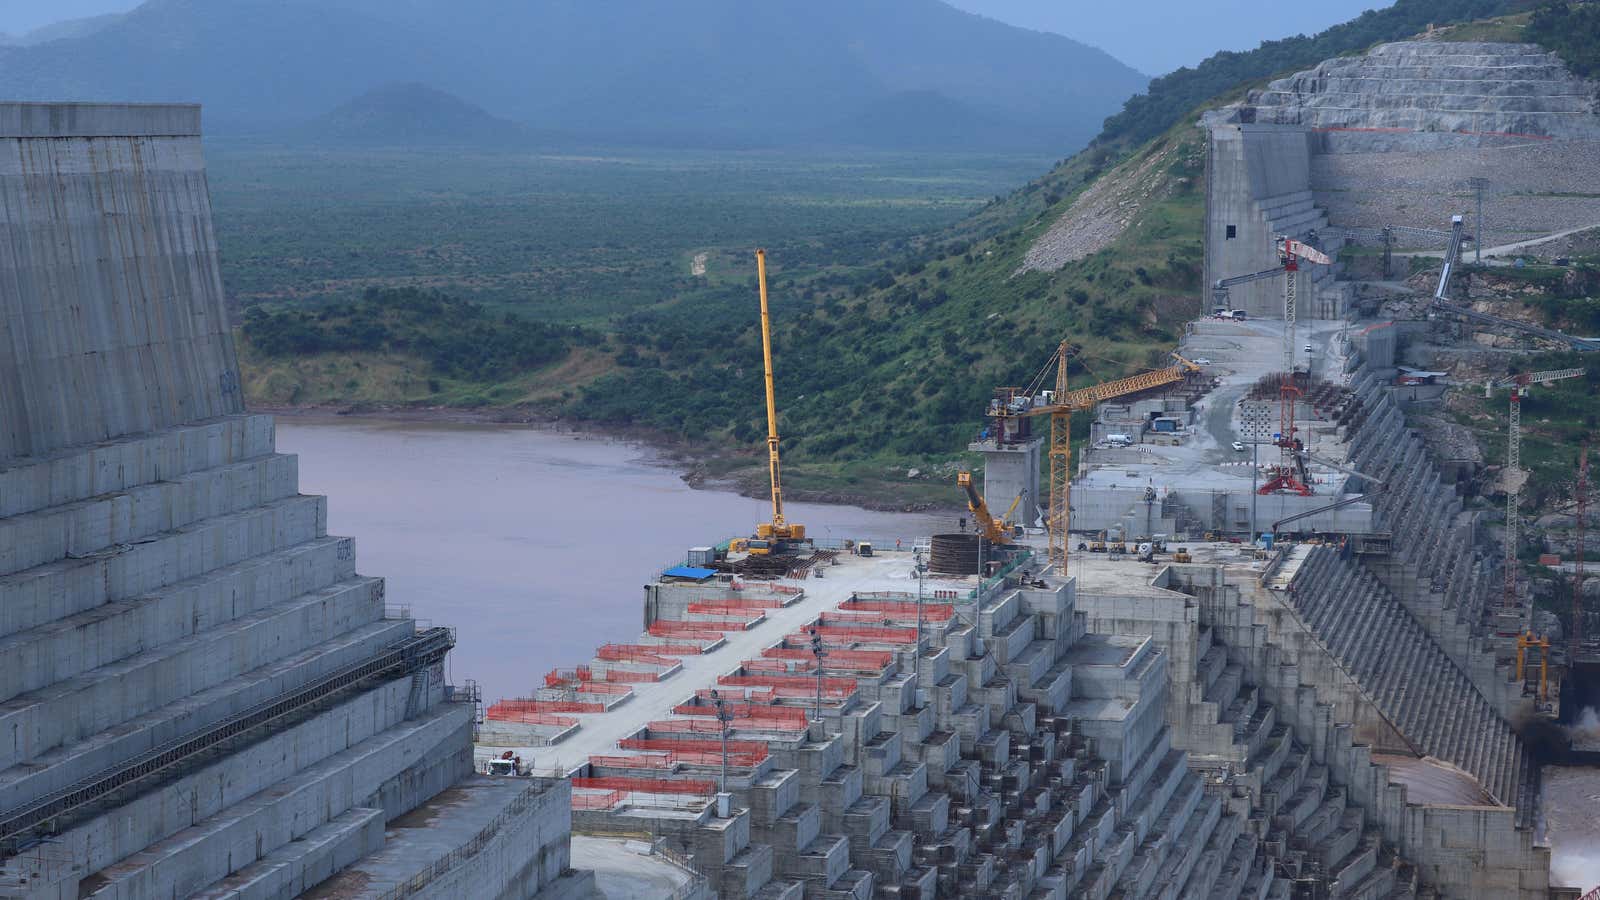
[0,627,454,853]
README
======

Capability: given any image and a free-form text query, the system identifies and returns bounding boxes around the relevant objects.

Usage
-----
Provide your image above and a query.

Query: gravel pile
[1314,140,1600,244]
[1020,146,1177,273]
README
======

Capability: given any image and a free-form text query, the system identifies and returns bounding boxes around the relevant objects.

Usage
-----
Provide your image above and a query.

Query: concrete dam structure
[0,103,590,899]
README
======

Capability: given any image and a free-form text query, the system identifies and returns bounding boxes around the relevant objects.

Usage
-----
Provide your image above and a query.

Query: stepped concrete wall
[1249,42,1600,151]
[0,102,575,900]
[0,103,242,460]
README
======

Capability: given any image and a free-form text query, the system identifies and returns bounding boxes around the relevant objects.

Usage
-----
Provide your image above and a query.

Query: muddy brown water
[275,418,950,702]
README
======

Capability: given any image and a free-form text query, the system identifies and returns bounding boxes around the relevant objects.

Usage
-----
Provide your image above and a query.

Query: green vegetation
[211,144,1046,323]
[1095,0,1533,150]
[1451,351,1598,514]
[242,287,594,381]
[562,126,1206,469]
[1528,1,1600,76]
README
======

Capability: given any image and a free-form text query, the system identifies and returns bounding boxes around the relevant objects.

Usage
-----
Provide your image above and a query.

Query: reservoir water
[274,418,950,703]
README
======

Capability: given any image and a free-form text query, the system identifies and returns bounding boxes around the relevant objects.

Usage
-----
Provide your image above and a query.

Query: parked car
[1232,441,1246,452]
[1192,357,1212,365]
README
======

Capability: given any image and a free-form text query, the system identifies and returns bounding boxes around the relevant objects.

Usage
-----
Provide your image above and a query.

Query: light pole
[913,548,927,654]
[808,628,827,724]
[1471,177,1489,265]
[1250,439,1260,541]
[709,689,732,795]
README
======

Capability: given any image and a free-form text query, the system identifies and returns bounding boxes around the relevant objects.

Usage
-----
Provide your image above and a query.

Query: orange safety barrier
[697,595,784,608]
[649,618,751,636]
[599,669,661,683]
[571,789,626,810]
[721,673,858,693]
[574,681,633,695]
[687,600,779,615]
[573,777,716,795]
[647,717,808,736]
[598,642,702,660]
[788,624,918,645]
[544,666,594,687]
[489,699,604,716]
[594,746,766,769]
[589,753,676,770]
[622,736,770,761]
[760,647,894,669]
[673,702,810,727]
[486,712,578,727]
[840,599,956,620]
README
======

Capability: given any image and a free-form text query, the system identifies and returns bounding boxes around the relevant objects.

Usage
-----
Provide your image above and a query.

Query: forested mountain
[0,0,1148,151]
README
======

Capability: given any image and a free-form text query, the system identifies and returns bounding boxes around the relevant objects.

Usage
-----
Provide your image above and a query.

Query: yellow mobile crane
[748,250,805,554]
[957,472,1014,545]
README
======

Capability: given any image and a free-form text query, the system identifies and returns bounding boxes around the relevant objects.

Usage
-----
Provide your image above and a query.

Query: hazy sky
[0,0,136,35]
[2,0,1392,74]
[947,0,1394,74]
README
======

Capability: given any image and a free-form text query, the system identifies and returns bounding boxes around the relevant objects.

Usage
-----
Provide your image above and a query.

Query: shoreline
[255,403,963,515]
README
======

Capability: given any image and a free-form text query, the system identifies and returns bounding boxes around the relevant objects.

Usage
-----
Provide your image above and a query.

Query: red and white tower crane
[1485,368,1586,610]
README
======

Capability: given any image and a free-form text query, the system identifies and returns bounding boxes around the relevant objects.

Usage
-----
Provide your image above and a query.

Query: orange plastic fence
[598,669,661,683]
[622,736,770,760]
[838,599,955,620]
[573,777,715,795]
[485,712,577,727]
[588,753,675,770]
[687,600,780,615]
[574,681,633,695]
[649,618,751,636]
[598,643,702,660]
[673,702,810,727]
[788,625,917,645]
[488,699,604,716]
[544,666,594,687]
[698,595,784,607]
[759,647,894,669]
[571,789,625,810]
[721,673,857,693]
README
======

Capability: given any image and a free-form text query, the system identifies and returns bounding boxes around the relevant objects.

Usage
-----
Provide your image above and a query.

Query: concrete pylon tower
[969,433,1042,531]
[0,103,589,899]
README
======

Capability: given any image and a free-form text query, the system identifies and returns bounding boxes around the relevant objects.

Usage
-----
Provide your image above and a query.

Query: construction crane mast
[1486,368,1585,610]
[985,344,1202,568]
[1277,236,1333,376]
[752,250,804,549]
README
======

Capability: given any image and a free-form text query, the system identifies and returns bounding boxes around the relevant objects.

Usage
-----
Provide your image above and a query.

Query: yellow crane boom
[957,472,1012,545]
[989,343,1202,568]
[754,250,803,544]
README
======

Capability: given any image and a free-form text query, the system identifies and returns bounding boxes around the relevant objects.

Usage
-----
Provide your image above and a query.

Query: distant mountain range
[0,0,1149,151]
[304,83,530,146]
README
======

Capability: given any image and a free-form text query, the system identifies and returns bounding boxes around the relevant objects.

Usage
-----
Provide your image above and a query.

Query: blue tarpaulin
[663,565,717,581]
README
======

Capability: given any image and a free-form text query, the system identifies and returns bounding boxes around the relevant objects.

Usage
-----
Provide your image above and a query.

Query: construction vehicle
[957,472,1014,546]
[748,250,806,554]
[984,343,1203,568]
[858,542,873,557]
[1173,547,1193,563]
[1485,367,1587,614]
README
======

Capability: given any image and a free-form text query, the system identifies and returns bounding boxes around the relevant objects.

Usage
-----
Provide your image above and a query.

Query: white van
[1106,434,1134,447]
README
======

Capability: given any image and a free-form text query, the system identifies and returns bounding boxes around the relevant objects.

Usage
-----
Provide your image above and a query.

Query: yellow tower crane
[985,343,1202,568]
[751,250,804,552]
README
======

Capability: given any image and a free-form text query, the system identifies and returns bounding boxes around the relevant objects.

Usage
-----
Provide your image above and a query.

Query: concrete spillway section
[0,103,590,900]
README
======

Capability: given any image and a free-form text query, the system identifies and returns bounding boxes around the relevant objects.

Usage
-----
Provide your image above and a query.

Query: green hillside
[239,0,1593,507]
